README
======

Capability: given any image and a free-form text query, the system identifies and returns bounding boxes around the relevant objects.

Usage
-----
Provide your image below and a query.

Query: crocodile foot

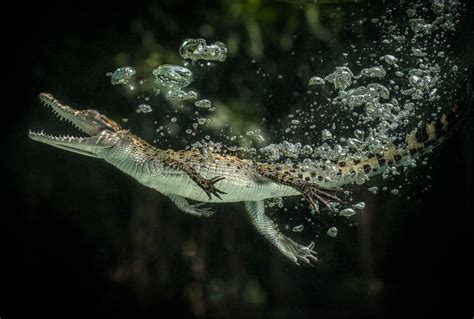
[187,203,215,217]
[300,182,342,213]
[200,176,227,200]
[278,236,319,266]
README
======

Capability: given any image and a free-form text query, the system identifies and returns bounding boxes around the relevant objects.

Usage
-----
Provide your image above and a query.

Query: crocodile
[28,91,469,266]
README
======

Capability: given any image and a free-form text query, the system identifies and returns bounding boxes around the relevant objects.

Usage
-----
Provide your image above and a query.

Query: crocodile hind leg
[245,201,318,266]
[255,163,341,212]
[166,194,215,217]
[297,182,341,213]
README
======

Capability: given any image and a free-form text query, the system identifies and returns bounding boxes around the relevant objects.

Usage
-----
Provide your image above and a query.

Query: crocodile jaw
[28,93,121,157]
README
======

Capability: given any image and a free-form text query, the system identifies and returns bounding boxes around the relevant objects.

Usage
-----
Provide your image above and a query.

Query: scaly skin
[28,92,468,266]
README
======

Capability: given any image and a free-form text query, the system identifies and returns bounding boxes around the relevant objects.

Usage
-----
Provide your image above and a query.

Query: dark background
[2,0,473,318]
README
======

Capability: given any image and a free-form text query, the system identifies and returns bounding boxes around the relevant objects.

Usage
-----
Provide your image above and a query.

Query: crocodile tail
[256,72,472,191]
[336,71,473,181]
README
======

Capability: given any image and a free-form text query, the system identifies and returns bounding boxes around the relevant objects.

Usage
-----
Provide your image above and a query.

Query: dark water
[3,0,474,318]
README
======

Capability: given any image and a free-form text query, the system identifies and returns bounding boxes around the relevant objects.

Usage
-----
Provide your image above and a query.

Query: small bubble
[327,227,338,237]
[368,186,378,194]
[411,48,427,57]
[195,99,212,109]
[339,208,356,217]
[354,129,365,140]
[360,66,386,78]
[395,71,404,77]
[353,202,366,210]
[301,145,313,155]
[137,104,152,113]
[308,76,325,86]
[321,129,333,141]
[382,55,398,65]
[292,225,304,232]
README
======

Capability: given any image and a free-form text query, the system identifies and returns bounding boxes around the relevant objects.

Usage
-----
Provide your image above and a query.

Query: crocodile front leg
[161,155,227,200]
[166,194,215,217]
[244,201,318,266]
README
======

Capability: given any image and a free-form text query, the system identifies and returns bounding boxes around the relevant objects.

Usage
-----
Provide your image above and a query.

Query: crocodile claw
[203,176,227,200]
[301,183,342,213]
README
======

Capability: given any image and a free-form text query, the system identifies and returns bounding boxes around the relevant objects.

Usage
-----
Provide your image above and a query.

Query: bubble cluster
[179,38,227,62]
[166,89,198,101]
[324,67,354,90]
[137,104,152,113]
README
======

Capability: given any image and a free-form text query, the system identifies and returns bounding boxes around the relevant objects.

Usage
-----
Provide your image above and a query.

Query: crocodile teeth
[29,129,84,141]
[35,97,88,137]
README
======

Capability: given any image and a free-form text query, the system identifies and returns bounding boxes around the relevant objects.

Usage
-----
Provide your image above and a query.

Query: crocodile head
[28,93,124,157]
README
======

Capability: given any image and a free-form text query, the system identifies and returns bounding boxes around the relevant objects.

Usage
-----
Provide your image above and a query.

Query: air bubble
[322,129,333,141]
[166,89,198,101]
[324,67,354,90]
[179,38,227,62]
[137,104,152,113]
[353,202,366,210]
[292,225,304,232]
[152,65,193,89]
[339,208,356,217]
[368,187,378,194]
[308,76,325,86]
[110,66,136,85]
[382,55,398,65]
[327,227,338,237]
[194,99,212,109]
[360,66,386,78]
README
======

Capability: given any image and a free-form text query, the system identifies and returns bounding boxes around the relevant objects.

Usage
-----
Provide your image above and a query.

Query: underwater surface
[2,0,474,318]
